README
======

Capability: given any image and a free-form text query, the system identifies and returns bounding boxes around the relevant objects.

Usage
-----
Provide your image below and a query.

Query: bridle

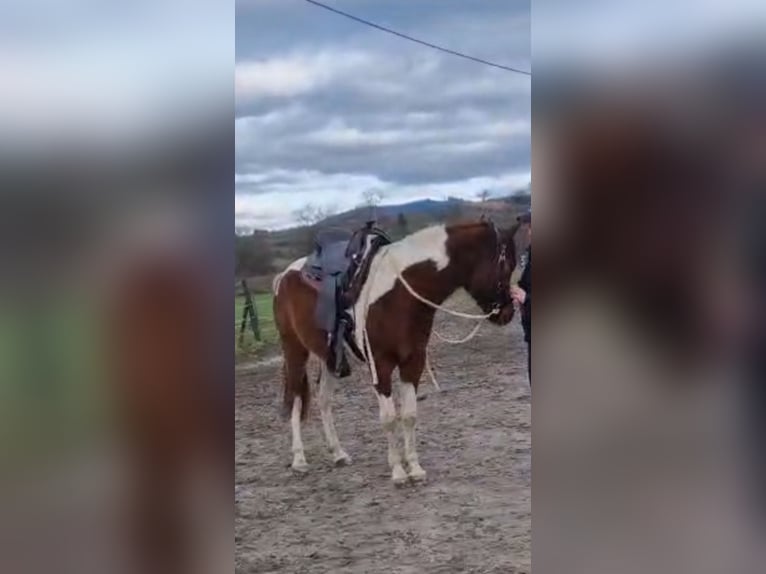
[485,218,514,315]
[382,219,515,320]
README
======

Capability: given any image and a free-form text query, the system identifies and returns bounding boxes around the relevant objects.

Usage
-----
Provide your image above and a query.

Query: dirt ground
[235,303,531,574]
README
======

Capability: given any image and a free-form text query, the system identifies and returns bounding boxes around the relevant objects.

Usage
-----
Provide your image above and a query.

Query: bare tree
[293,203,338,255]
[477,189,491,203]
[235,230,274,277]
[362,189,384,207]
[361,189,385,221]
[293,203,334,227]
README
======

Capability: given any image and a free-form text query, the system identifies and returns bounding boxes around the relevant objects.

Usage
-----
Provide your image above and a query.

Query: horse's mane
[389,219,521,255]
[445,218,522,240]
[445,219,492,232]
[390,220,493,247]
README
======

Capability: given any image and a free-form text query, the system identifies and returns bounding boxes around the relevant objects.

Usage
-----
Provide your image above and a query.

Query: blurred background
[3,1,766,573]
[0,2,233,574]
[534,1,766,573]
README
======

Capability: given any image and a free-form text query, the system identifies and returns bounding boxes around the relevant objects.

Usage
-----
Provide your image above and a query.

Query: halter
[485,217,513,315]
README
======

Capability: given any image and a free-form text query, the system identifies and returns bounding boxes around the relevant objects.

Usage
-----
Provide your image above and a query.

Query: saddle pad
[299,271,322,292]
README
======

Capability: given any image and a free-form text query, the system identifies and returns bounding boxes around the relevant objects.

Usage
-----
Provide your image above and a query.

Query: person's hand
[510,285,526,305]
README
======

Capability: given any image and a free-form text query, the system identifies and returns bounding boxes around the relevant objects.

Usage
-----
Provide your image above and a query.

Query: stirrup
[327,320,351,378]
[326,347,350,378]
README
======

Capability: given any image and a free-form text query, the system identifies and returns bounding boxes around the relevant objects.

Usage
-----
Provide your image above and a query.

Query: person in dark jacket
[511,211,531,384]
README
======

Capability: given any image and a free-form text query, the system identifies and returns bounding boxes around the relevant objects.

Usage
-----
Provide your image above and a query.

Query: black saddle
[305,228,355,279]
[301,221,391,377]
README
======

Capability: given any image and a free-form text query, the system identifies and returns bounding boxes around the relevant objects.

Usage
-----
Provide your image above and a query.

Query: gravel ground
[236,301,531,574]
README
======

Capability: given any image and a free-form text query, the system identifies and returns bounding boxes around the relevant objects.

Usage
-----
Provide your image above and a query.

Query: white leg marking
[317,365,351,466]
[290,397,308,472]
[377,393,407,485]
[401,383,426,481]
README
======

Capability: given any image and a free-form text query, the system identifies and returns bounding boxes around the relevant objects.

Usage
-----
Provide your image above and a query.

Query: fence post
[239,279,261,343]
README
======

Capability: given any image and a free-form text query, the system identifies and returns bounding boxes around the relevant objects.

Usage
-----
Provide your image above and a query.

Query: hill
[321,197,464,227]
[236,192,530,287]
[307,193,529,233]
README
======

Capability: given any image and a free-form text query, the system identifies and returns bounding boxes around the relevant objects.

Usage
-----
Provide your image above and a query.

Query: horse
[107,247,231,574]
[272,219,520,484]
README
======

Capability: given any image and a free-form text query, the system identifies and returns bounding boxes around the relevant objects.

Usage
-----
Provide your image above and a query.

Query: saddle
[301,221,391,377]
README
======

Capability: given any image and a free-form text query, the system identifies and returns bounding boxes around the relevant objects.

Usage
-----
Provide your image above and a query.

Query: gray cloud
[236,0,530,229]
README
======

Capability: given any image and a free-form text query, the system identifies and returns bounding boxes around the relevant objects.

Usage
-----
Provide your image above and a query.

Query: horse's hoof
[408,466,427,482]
[333,451,352,466]
[392,465,408,486]
[291,458,309,473]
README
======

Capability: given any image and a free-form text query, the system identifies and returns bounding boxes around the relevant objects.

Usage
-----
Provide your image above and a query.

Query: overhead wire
[302,0,531,76]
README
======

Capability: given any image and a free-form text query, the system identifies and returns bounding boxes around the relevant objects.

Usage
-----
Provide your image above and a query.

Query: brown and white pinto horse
[273,220,519,484]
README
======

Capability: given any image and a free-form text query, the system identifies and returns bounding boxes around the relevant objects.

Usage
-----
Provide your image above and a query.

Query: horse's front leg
[374,360,407,485]
[400,382,426,481]
[400,354,427,481]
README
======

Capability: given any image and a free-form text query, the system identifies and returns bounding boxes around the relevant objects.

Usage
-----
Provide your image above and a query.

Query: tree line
[234,187,493,279]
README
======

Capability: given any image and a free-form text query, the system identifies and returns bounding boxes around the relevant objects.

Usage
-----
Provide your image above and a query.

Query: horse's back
[273,256,307,297]
[272,259,329,356]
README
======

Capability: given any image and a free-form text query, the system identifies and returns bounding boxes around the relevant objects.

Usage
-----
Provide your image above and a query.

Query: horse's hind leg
[283,341,310,473]
[317,363,351,466]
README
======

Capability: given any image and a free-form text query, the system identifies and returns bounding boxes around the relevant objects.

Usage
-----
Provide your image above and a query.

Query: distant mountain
[502,192,532,209]
[320,196,465,227]
[236,192,531,278]
[376,197,465,217]
[320,192,529,228]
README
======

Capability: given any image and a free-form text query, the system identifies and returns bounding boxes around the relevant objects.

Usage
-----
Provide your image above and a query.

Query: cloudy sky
[235,0,530,230]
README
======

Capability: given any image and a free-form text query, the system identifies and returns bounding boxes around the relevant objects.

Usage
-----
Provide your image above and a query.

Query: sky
[235,0,531,230]
[1,0,231,154]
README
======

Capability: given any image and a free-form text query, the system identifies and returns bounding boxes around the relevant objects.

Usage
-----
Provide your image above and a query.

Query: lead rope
[387,253,499,320]
[359,250,498,393]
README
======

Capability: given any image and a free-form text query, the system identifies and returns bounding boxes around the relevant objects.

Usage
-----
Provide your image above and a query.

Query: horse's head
[445,220,520,326]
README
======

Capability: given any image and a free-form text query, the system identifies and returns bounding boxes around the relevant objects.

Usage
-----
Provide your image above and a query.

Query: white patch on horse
[273,256,307,295]
[376,392,407,484]
[369,225,450,306]
[400,383,426,481]
[290,397,308,472]
[352,225,450,355]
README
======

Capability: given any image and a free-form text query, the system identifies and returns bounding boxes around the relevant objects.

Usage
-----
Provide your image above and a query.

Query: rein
[387,252,500,320]
[359,250,499,392]
[358,221,514,393]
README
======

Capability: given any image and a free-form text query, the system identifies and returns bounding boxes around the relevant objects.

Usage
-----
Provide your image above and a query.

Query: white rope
[388,251,493,348]
[357,248,496,394]
[360,251,382,391]
[387,253,498,320]
[424,353,440,391]
[431,321,483,344]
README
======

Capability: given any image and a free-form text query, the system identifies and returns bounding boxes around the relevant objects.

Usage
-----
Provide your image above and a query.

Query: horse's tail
[280,359,289,419]
[274,260,311,421]
[298,368,311,421]
[280,360,292,419]
[272,271,283,296]
[281,364,310,421]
